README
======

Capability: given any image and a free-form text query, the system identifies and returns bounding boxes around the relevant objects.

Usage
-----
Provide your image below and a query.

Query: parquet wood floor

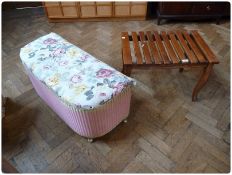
[2,8,230,173]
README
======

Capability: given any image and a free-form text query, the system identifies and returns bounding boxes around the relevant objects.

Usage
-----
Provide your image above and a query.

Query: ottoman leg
[123,119,128,123]
[87,138,93,143]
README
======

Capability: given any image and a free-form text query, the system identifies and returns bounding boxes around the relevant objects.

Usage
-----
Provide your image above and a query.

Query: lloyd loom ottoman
[20,33,135,142]
[121,30,219,101]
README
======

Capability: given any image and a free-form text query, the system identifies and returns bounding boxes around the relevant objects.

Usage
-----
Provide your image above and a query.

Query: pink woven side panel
[27,69,132,138]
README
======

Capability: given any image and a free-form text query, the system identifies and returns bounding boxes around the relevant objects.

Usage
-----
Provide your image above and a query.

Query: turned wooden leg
[122,65,132,76]
[179,68,184,72]
[192,64,213,102]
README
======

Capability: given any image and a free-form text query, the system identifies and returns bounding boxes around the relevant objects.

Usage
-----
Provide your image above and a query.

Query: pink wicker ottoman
[20,33,135,141]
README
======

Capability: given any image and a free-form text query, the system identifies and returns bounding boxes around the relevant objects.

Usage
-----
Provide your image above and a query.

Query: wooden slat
[182,31,207,63]
[191,30,219,64]
[160,31,179,64]
[131,32,143,64]
[168,31,186,61]
[139,31,152,64]
[175,31,198,64]
[121,32,132,65]
[154,31,170,64]
[146,31,162,64]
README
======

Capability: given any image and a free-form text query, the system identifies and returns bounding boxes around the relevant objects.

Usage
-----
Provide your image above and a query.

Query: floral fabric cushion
[20,33,135,109]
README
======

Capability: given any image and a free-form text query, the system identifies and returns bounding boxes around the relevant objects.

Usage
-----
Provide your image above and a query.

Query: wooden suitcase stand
[121,30,219,101]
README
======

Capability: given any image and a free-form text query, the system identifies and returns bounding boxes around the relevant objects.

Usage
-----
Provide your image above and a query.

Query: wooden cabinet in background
[157,2,230,25]
[131,2,147,16]
[96,2,112,17]
[43,1,147,22]
[80,4,96,17]
[44,2,62,18]
[62,2,79,17]
[114,2,130,16]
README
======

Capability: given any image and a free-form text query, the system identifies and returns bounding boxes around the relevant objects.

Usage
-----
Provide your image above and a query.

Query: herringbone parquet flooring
[2,8,230,173]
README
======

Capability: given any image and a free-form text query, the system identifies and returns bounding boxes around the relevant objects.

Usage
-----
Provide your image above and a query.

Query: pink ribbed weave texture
[27,69,132,138]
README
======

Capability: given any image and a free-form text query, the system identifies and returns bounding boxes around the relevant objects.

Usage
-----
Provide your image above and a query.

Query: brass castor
[123,119,128,123]
[87,138,93,143]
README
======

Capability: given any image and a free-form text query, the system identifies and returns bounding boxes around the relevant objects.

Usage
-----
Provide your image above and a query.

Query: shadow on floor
[2,98,39,153]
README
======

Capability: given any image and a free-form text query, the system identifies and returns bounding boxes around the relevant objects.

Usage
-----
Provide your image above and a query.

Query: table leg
[192,64,213,101]
[179,68,184,72]
[122,65,132,76]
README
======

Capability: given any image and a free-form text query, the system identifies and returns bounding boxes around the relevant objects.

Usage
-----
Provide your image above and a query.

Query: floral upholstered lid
[20,33,135,109]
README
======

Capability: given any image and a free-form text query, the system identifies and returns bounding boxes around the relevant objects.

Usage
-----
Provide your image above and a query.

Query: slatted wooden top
[121,30,219,66]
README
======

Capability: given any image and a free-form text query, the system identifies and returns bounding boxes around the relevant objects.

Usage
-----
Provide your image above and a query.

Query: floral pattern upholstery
[20,33,135,109]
